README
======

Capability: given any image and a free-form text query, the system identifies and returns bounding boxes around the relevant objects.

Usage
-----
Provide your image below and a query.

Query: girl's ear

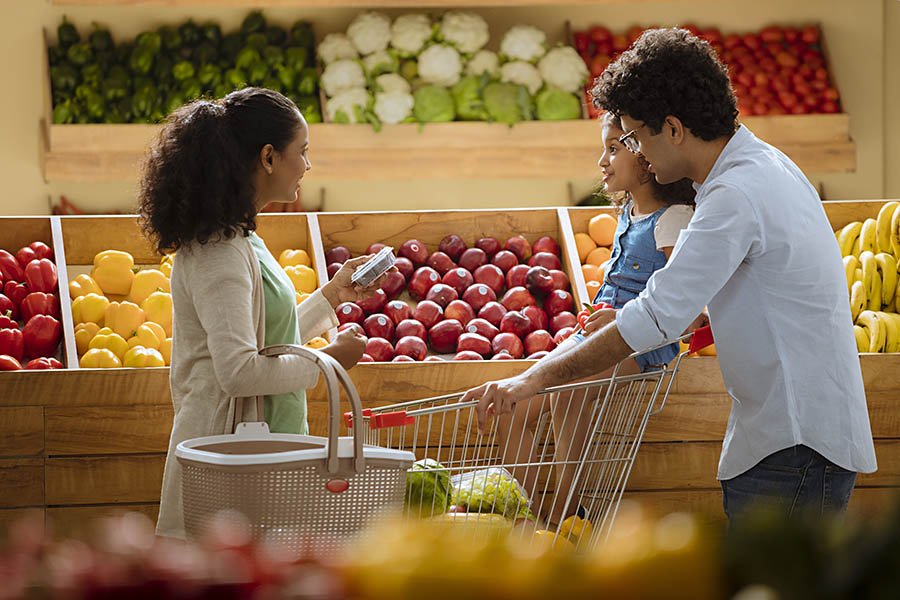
[259,143,275,174]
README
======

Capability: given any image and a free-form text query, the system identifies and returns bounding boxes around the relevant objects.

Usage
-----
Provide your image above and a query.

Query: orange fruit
[586,280,602,299]
[599,259,609,282]
[586,246,612,266]
[574,233,597,262]
[588,214,617,246]
[581,263,600,282]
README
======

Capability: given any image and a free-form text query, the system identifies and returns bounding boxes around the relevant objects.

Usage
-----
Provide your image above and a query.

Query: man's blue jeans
[721,445,857,528]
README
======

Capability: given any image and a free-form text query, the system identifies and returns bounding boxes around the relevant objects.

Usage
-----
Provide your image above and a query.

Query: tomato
[760,58,778,75]
[770,75,790,92]
[611,34,629,53]
[595,41,613,57]
[793,81,812,97]
[737,103,754,117]
[823,87,839,101]
[801,25,820,44]
[783,27,800,44]
[736,71,754,88]
[776,52,799,68]
[573,31,592,55]
[589,26,612,44]
[760,26,784,43]
[820,100,839,113]
[790,103,808,114]
[753,72,770,88]
[700,28,722,44]
[742,34,762,51]
[748,85,769,99]
[802,94,819,108]
[590,54,611,77]
[722,33,741,50]
[810,79,827,92]
[814,67,830,81]
[627,26,645,44]
[778,91,799,109]
[752,101,770,115]
[768,104,787,115]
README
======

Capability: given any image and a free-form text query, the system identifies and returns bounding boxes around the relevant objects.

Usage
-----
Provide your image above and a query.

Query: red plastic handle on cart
[343,408,372,428]
[688,325,714,353]
[371,411,415,429]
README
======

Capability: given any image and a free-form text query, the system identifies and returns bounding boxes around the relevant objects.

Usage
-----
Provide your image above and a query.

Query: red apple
[532,236,560,256]
[457,332,492,357]
[462,283,497,313]
[365,337,394,362]
[366,242,387,254]
[500,310,534,338]
[425,283,459,308]
[359,353,374,363]
[325,246,351,265]
[424,355,445,362]
[490,350,515,360]
[383,300,412,325]
[528,252,562,271]
[327,262,342,280]
[396,318,427,340]
[473,264,505,295]
[426,251,457,275]
[338,322,365,336]
[527,350,550,360]
[553,327,575,345]
[356,288,387,314]
[379,271,406,299]
[395,335,428,361]
[408,266,441,300]
[465,318,499,341]
[525,329,556,355]
[504,235,532,261]
[336,302,364,325]
[399,239,429,266]
[394,257,415,281]
[492,332,524,359]
[478,301,508,327]
[522,305,549,331]
[429,319,463,353]
[506,264,530,289]
[525,266,554,297]
[549,311,577,334]
[442,268,474,296]
[393,355,416,362]
[445,299,476,325]
[475,237,501,257]
[501,286,536,312]
[413,300,444,329]
[364,313,395,341]
[549,269,570,291]
[452,350,484,361]
[438,234,468,261]
[544,290,574,316]
[458,248,487,272]
[491,250,519,274]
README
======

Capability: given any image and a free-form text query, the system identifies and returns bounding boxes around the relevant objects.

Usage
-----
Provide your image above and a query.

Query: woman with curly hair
[464,28,875,528]
[142,87,382,539]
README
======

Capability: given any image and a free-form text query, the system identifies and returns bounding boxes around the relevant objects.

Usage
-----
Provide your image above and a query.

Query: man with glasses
[462,27,876,528]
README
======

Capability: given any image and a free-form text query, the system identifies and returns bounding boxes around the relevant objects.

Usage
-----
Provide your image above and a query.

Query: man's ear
[665,115,686,145]
[259,143,275,174]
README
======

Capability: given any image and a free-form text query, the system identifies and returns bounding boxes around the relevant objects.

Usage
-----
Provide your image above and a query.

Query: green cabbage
[535,87,582,121]
[482,81,533,125]
[412,85,456,123]
[405,458,452,518]
[451,75,489,121]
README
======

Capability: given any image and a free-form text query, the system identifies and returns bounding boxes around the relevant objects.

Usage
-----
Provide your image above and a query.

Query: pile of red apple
[325,235,578,362]
[574,23,840,117]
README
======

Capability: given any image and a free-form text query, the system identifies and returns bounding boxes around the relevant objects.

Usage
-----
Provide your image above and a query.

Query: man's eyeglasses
[618,125,645,153]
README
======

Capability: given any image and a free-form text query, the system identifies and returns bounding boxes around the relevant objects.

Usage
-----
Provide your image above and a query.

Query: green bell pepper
[133,76,155,96]
[104,97,131,123]
[164,90,186,115]
[235,47,261,70]
[224,68,247,89]
[114,42,133,65]
[74,83,95,101]
[81,63,104,87]
[247,59,268,85]
[57,17,80,48]
[241,11,266,36]
[135,31,162,53]
[289,22,314,51]
[158,26,182,51]
[172,60,195,81]
[202,23,222,46]
[48,45,65,66]
[296,67,318,96]
[153,54,174,83]
[53,99,76,124]
[180,78,202,100]
[245,33,268,51]
[265,25,287,46]
[179,20,202,47]
[102,70,130,102]
[263,45,284,68]
[90,24,114,53]
[73,99,90,123]
[132,85,157,119]
[294,95,322,123]
[82,88,106,121]
[130,45,156,74]
[192,42,217,66]
[51,63,80,92]
[94,50,115,73]
[220,32,243,63]
[284,47,308,71]
[197,63,221,87]
[213,83,232,99]
[66,42,93,67]
[262,76,282,93]
[275,65,296,91]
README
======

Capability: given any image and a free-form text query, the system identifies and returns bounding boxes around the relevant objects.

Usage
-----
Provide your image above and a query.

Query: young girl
[499,111,696,524]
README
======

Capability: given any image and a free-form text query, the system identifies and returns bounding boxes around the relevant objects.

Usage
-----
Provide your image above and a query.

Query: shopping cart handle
[343,408,372,428]
[688,325,714,353]
[371,411,415,429]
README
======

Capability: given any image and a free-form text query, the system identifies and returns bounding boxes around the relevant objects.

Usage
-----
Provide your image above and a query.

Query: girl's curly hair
[591,28,738,141]
[138,87,302,254]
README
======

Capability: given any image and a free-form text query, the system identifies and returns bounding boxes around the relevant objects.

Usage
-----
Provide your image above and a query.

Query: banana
[836,221,863,257]
[877,311,900,353]
[869,271,882,311]
[876,202,900,254]
[892,203,900,259]
[843,255,859,294]
[850,280,866,322]
[875,253,898,307]
[856,310,886,353]
[886,298,897,313]
[854,267,863,285]
[860,251,876,300]
[859,218,877,255]
[883,312,900,353]
[853,325,869,353]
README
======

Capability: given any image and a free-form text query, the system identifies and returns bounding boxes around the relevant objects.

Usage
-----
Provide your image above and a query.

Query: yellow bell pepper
[305,336,328,349]
[123,346,166,368]
[74,322,100,356]
[90,250,135,296]
[142,291,173,336]
[127,322,166,350]
[72,293,110,325]
[104,301,145,340]
[284,265,317,294]
[128,269,171,305]
[295,292,310,305]
[80,348,122,368]
[159,260,173,278]
[69,274,103,299]
[278,248,311,268]
[88,327,129,360]
[159,337,172,366]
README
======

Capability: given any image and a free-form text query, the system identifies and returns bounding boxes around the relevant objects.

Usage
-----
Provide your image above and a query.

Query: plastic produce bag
[450,467,536,520]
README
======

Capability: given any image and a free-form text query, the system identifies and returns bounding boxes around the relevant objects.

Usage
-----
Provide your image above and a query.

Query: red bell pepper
[15,242,53,268]
[0,310,16,330]
[0,250,24,283]
[22,314,60,358]
[24,259,58,294]
[4,281,27,309]
[0,355,22,371]
[0,326,24,361]
[25,357,63,369]
[0,294,18,322]
[20,292,59,322]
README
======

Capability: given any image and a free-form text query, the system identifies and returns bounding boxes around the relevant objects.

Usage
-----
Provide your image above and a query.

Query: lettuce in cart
[450,467,536,520]
[405,458,452,518]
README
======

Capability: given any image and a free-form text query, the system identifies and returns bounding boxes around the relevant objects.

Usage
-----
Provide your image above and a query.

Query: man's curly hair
[138,87,302,254]
[591,28,738,141]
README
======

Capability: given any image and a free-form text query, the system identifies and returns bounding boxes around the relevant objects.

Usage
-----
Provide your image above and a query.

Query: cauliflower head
[325,87,370,124]
[374,90,415,124]
[417,43,463,87]
[317,33,359,65]
[439,11,490,54]
[535,87,582,120]
[413,85,456,123]
[390,14,433,57]
[346,11,392,55]
[538,46,590,94]
[320,59,366,97]
[500,24,547,63]
[500,61,543,95]
[363,50,398,76]
[465,49,500,78]
[375,73,411,94]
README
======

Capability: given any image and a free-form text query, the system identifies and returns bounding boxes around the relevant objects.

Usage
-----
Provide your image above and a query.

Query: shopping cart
[345,327,714,551]
[176,345,416,555]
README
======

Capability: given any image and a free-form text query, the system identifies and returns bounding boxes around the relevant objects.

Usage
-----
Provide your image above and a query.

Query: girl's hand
[320,327,367,370]
[321,255,396,307]
[583,308,617,335]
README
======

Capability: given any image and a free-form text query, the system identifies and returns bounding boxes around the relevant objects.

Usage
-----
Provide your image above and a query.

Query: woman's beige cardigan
[156,233,338,539]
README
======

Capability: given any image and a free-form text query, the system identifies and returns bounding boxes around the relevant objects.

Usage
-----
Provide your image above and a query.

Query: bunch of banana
[853,310,900,353]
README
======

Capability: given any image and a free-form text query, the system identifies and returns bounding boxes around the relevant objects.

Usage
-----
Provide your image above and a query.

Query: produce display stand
[0,201,897,535]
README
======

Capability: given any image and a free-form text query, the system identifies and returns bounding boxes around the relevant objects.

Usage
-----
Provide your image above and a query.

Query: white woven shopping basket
[175,344,415,554]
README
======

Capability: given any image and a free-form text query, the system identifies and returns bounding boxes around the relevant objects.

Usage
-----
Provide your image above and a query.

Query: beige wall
[0,0,895,216]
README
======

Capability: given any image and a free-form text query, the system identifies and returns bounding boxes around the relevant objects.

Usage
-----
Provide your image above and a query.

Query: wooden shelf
[41,114,856,183]
[49,0,678,6]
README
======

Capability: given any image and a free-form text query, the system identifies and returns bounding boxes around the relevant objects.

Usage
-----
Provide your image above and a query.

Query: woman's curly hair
[591,28,738,141]
[139,87,302,254]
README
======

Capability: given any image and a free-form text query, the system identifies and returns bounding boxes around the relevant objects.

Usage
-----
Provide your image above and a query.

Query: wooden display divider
[1,201,898,536]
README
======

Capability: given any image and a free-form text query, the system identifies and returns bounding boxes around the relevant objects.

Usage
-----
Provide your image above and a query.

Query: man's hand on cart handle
[682,309,710,336]
[582,307,617,336]
[460,375,542,435]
